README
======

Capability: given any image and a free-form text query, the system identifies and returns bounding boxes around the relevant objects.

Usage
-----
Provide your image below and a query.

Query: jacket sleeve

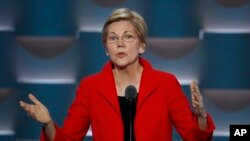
[40,78,92,141]
[168,75,215,141]
[192,113,215,141]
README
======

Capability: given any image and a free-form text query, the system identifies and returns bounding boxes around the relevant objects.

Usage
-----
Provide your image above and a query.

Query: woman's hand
[19,94,52,125]
[190,81,206,117]
[190,81,208,130]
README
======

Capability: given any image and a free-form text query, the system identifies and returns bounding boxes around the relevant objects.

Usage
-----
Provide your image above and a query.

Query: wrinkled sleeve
[192,113,215,141]
[168,75,215,141]
[40,78,92,141]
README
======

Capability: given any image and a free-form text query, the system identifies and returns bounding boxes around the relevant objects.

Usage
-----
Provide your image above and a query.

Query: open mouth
[116,52,126,58]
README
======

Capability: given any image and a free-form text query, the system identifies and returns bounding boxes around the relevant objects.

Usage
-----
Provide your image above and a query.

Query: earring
[106,52,109,56]
[139,49,144,53]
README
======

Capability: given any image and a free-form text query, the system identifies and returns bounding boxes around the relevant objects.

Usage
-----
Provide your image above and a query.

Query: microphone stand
[129,100,133,141]
[125,85,137,141]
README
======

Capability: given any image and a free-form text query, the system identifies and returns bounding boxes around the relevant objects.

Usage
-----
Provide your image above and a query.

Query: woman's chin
[112,57,139,69]
[115,63,128,69]
[113,60,129,69]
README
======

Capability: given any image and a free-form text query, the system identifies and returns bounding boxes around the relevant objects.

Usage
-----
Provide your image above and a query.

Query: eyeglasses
[106,34,139,43]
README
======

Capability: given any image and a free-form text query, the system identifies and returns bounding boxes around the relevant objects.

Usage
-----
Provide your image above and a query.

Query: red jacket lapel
[137,58,160,112]
[95,58,160,118]
[95,61,121,118]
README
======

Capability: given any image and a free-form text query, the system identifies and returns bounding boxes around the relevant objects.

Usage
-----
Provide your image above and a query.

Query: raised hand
[19,94,52,125]
[190,81,207,118]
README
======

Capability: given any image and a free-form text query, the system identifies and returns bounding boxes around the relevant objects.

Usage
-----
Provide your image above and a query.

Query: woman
[19,8,215,141]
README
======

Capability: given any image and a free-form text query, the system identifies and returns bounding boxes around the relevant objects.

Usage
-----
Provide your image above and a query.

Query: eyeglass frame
[106,32,139,44]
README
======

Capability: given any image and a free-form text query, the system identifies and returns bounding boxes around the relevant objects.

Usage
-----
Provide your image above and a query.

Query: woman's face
[105,20,145,69]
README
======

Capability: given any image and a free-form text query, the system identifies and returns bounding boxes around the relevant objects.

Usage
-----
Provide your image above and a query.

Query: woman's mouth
[116,52,126,58]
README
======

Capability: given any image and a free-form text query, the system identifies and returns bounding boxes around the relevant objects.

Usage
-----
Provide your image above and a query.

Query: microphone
[125,85,137,141]
[125,85,137,104]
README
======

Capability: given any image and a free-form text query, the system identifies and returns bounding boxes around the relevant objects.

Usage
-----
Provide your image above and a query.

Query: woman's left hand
[190,81,206,118]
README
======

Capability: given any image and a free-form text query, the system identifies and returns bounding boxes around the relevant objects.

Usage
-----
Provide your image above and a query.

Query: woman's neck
[113,60,143,87]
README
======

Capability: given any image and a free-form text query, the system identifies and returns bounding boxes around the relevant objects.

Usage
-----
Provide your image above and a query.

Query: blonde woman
[20,8,215,141]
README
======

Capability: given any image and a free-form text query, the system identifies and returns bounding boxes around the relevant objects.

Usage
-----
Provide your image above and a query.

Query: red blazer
[41,58,215,141]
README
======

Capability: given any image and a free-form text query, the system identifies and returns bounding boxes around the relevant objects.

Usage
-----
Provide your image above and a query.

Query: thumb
[28,94,42,105]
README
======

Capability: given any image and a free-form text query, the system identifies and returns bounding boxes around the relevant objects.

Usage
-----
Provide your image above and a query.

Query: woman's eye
[109,36,118,41]
[124,35,133,39]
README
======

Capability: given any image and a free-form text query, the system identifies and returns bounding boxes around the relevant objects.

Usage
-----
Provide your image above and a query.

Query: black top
[118,96,136,141]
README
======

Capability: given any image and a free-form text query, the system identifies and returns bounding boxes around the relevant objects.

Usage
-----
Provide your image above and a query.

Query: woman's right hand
[19,94,52,125]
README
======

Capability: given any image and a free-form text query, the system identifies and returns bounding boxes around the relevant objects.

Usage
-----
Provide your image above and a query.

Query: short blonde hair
[102,8,148,45]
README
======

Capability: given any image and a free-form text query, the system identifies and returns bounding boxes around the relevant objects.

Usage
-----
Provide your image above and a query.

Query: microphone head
[125,85,137,103]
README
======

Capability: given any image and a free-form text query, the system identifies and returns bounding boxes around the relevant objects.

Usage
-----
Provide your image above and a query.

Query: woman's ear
[139,43,146,54]
[104,44,109,56]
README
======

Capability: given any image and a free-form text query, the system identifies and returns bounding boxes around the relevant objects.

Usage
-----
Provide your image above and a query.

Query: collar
[96,57,160,116]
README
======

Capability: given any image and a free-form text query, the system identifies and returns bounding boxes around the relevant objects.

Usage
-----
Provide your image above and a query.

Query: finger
[192,102,199,108]
[190,81,195,92]
[192,91,201,99]
[191,93,195,103]
[19,101,25,107]
[190,82,200,96]
[192,101,201,109]
[193,81,201,94]
[192,100,200,105]
[28,94,42,105]
[193,96,203,107]
[19,101,31,110]
[192,95,202,103]
[193,97,204,107]
[190,81,196,100]
[191,91,201,102]
[191,83,202,97]
[24,105,36,118]
[29,105,35,114]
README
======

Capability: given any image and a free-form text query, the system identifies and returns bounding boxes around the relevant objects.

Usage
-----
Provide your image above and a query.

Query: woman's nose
[117,37,125,47]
